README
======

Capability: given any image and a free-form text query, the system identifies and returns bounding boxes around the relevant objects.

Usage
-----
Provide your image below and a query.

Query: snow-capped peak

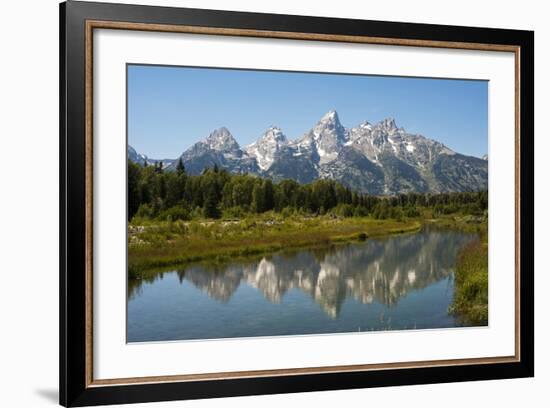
[379,117,397,130]
[303,110,347,164]
[246,126,289,171]
[205,127,240,151]
[359,120,373,129]
[262,126,287,143]
[128,110,487,195]
[312,110,345,136]
[320,109,339,122]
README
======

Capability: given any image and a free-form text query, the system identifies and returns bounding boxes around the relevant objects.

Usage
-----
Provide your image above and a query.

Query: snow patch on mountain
[246,126,288,171]
[128,109,487,194]
[298,109,347,165]
[205,127,240,152]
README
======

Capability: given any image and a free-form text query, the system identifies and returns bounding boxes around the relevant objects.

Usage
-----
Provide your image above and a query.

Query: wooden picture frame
[60,1,534,406]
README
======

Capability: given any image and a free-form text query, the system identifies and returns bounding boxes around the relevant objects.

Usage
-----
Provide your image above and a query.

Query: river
[127,227,479,342]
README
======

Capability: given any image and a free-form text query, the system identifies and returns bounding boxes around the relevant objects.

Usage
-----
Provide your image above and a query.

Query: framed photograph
[60,1,534,406]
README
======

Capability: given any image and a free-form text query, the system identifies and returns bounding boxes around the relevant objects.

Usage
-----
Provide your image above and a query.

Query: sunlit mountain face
[128,110,488,195]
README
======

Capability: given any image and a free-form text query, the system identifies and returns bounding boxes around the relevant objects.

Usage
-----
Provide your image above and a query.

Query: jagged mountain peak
[358,120,373,130]
[302,110,348,164]
[246,126,289,171]
[319,109,339,122]
[205,127,240,151]
[377,117,398,131]
[310,110,345,137]
[129,111,488,195]
[315,110,345,134]
[261,126,287,142]
[128,145,147,165]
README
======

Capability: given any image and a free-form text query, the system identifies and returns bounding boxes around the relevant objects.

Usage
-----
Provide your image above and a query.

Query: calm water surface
[128,228,478,342]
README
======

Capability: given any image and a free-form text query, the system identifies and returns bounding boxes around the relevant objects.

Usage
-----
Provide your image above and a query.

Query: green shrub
[391,207,404,221]
[281,206,294,218]
[157,206,191,221]
[353,206,369,217]
[222,206,247,219]
[135,203,154,219]
[405,206,421,217]
[333,204,354,218]
[450,240,488,325]
[190,206,203,220]
[356,232,368,241]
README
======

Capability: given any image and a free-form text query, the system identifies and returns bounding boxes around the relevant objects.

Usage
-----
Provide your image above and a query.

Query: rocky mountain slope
[129,110,487,194]
[127,145,174,169]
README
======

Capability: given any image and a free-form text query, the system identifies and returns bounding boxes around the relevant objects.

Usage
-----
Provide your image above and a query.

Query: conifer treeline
[128,160,488,221]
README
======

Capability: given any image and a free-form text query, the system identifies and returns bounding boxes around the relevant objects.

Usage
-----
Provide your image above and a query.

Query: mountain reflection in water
[129,228,477,320]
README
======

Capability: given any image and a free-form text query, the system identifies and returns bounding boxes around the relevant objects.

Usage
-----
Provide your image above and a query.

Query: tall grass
[449,239,488,325]
[128,213,421,275]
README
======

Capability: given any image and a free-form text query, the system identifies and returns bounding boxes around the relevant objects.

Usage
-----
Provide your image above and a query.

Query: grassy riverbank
[128,211,489,326]
[449,225,489,325]
[128,212,488,325]
[128,213,421,277]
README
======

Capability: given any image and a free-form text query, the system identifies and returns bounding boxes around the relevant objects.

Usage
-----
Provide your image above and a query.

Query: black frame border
[60,1,534,406]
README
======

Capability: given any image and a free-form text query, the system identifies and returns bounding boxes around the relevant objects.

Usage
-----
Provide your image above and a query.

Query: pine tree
[159,176,167,200]
[203,183,220,219]
[154,161,163,174]
[127,161,141,220]
[263,179,275,211]
[251,183,265,213]
[176,157,185,174]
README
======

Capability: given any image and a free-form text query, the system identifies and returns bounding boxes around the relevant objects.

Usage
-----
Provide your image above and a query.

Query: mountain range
[128,110,488,195]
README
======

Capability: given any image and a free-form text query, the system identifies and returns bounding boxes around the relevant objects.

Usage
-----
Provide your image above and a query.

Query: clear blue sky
[128,64,488,159]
